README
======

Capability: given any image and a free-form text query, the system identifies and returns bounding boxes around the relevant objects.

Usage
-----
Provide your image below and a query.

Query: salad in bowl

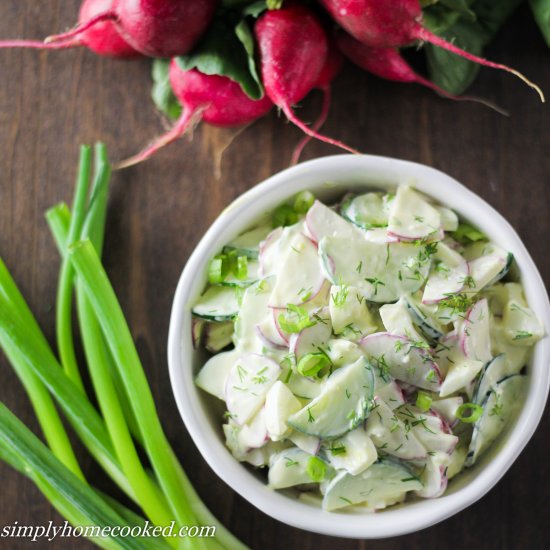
[190,184,544,512]
[168,155,550,538]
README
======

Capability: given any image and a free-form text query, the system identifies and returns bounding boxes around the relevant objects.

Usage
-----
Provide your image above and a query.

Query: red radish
[337,31,509,114]
[291,42,344,164]
[46,0,217,58]
[255,4,360,155]
[320,0,544,101]
[118,61,273,168]
[0,0,139,58]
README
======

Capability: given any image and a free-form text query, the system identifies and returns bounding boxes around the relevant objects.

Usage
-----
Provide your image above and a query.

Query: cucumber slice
[204,321,234,353]
[223,225,272,259]
[436,206,459,231]
[268,448,321,489]
[264,381,302,441]
[468,251,511,292]
[360,332,442,391]
[502,290,545,347]
[379,298,425,343]
[306,200,358,243]
[439,346,484,398]
[465,374,527,467]
[340,192,388,229]
[287,357,375,439]
[218,260,260,287]
[289,431,321,455]
[460,298,492,363]
[319,235,433,303]
[490,318,531,373]
[472,354,519,406]
[326,338,362,368]
[405,293,446,341]
[324,428,378,475]
[431,396,463,425]
[329,284,377,338]
[195,349,240,400]
[192,285,241,321]
[387,186,441,241]
[366,399,427,460]
[225,354,281,424]
[322,458,422,511]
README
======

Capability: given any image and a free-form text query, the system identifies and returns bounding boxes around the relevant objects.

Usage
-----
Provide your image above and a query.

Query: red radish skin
[320,0,544,101]
[118,61,273,168]
[0,0,139,58]
[47,0,217,58]
[337,31,508,114]
[255,5,360,155]
[291,43,344,165]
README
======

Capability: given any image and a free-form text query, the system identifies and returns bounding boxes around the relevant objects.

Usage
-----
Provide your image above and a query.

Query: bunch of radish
[1,0,547,166]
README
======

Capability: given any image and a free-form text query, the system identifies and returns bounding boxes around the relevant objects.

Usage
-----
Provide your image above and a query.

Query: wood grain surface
[0,1,548,549]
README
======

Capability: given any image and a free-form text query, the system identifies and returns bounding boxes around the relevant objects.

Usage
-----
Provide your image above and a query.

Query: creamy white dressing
[192,186,544,512]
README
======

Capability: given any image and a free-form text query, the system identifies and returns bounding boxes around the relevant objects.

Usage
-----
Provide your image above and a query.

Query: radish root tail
[45,11,117,44]
[116,107,204,169]
[416,26,545,103]
[0,39,80,50]
[415,76,509,116]
[282,102,360,156]
[290,85,332,165]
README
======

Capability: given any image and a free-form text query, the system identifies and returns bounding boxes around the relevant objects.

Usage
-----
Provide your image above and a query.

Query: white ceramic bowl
[168,155,550,539]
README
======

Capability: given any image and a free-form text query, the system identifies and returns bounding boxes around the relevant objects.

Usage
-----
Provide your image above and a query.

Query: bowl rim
[167,154,550,539]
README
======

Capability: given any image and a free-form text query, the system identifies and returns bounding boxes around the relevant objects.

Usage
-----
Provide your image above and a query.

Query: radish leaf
[151,59,182,120]
[176,14,264,100]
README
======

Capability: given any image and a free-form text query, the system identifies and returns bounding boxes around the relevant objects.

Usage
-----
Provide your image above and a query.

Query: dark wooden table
[0,1,548,549]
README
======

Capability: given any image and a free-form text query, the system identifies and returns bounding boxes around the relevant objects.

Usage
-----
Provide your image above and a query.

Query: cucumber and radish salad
[192,185,544,512]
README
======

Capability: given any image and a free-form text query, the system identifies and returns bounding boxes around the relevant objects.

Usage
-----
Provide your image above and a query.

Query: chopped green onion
[278,304,315,334]
[306,456,327,482]
[293,191,315,214]
[208,257,225,284]
[416,391,433,412]
[272,204,298,228]
[235,255,248,280]
[297,353,330,377]
[456,403,484,423]
[451,223,487,244]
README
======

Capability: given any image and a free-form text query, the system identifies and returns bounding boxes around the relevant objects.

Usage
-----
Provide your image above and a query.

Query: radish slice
[366,398,427,460]
[306,200,358,243]
[268,232,326,307]
[396,407,458,455]
[360,332,442,391]
[258,227,283,277]
[469,255,507,292]
[387,186,441,241]
[225,354,281,425]
[460,298,492,363]
[414,452,449,498]
[255,323,288,350]
[238,408,268,449]
[289,308,333,359]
